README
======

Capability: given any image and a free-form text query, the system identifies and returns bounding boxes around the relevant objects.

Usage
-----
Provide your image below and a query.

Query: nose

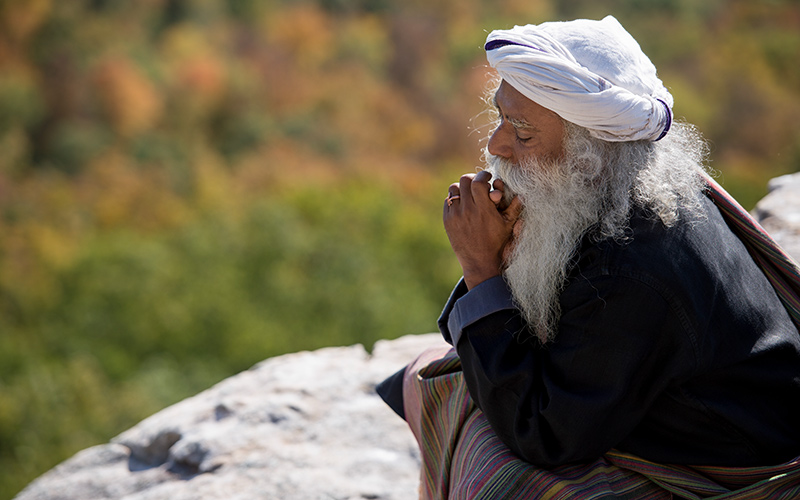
[487,122,513,160]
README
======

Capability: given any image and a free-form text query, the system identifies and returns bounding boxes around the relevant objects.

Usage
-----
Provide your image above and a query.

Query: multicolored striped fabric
[401,177,800,499]
[703,174,800,329]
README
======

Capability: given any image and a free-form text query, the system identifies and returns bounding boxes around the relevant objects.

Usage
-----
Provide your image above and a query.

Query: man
[379,15,800,497]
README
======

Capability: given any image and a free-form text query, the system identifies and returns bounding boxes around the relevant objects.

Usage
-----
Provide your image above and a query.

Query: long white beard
[485,152,605,344]
[483,121,708,344]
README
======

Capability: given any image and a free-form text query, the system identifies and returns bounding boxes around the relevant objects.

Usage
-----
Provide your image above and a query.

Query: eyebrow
[492,94,537,132]
[508,116,535,131]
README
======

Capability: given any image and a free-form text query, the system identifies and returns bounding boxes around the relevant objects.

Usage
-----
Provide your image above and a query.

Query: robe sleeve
[438,276,517,346]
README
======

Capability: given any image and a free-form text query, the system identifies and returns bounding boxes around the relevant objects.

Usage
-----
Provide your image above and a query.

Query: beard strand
[485,152,604,344]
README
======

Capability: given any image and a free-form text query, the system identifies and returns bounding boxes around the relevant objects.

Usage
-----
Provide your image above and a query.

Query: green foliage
[0,75,45,136]
[44,182,456,377]
[1,0,800,497]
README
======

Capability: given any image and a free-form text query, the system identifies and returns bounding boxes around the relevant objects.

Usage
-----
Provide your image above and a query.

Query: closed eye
[516,134,533,143]
[508,117,536,143]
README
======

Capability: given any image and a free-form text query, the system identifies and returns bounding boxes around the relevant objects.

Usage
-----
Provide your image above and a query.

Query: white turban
[485,16,673,142]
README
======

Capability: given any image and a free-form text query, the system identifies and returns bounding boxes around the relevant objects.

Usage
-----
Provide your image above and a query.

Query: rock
[15,333,448,500]
[752,172,800,262]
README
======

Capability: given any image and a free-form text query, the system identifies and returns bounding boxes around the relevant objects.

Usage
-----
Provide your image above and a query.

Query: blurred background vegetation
[1,0,799,496]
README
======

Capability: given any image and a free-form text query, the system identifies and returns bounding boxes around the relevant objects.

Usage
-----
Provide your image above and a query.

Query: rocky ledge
[751,173,800,260]
[14,173,800,500]
[15,333,448,500]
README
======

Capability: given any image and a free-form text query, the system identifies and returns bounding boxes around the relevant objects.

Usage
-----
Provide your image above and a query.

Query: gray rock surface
[15,333,448,500]
[752,173,800,262]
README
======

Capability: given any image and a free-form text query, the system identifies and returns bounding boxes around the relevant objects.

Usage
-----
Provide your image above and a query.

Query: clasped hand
[443,170,523,289]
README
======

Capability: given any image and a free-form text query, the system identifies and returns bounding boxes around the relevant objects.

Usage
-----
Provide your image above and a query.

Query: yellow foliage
[160,23,228,115]
[0,225,63,309]
[29,223,77,271]
[0,127,31,175]
[83,151,188,231]
[237,138,341,190]
[160,22,217,61]
[266,4,336,70]
[338,14,390,69]
[0,0,51,45]
[192,150,232,209]
[177,56,226,102]
[92,57,163,137]
[172,55,227,120]
[496,0,554,22]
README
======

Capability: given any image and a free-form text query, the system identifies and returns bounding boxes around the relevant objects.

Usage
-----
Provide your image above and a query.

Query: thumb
[489,189,504,206]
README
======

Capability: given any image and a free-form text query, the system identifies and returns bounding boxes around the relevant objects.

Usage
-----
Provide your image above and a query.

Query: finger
[469,171,493,202]
[444,194,461,209]
[458,174,476,202]
[444,182,463,213]
[489,178,507,208]
[502,195,524,224]
[474,169,493,184]
[448,182,460,197]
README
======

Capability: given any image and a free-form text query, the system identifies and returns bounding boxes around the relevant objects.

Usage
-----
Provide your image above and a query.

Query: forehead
[494,80,562,126]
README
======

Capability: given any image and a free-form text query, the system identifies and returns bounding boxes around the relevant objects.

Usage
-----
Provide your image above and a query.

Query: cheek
[549,141,566,161]
[523,139,563,163]
[543,125,566,160]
